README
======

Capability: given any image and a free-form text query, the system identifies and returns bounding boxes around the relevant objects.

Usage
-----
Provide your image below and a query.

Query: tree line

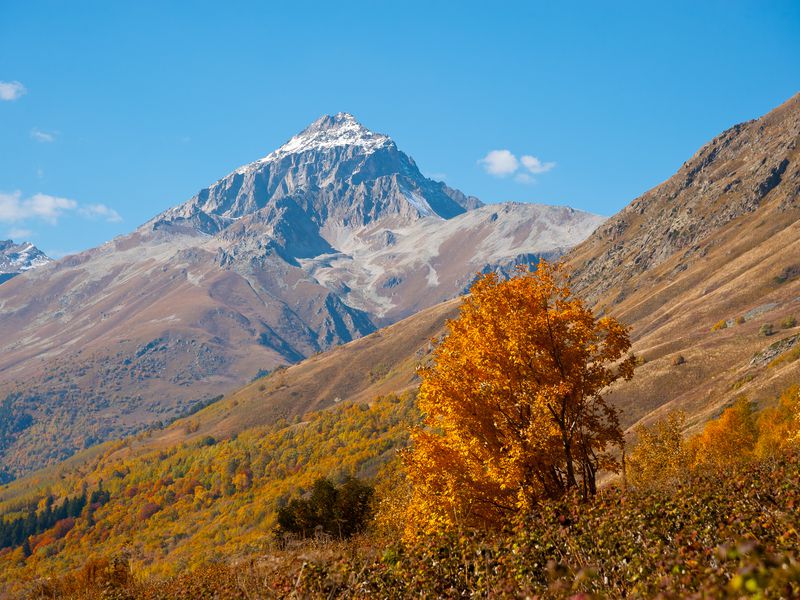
[0,488,110,552]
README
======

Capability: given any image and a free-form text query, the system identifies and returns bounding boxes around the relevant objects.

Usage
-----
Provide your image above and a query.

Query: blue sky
[1,1,798,257]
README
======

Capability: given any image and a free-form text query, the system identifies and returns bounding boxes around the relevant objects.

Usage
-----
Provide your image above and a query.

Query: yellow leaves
[627,412,691,490]
[232,471,251,492]
[404,260,633,536]
[755,386,800,459]
[690,398,758,471]
[0,393,423,589]
[629,386,800,489]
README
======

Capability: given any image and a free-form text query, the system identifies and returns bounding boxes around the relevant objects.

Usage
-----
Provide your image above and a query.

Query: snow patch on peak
[0,239,52,276]
[234,113,391,175]
[402,188,436,218]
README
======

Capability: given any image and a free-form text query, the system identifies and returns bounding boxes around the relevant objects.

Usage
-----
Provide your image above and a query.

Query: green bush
[276,476,374,540]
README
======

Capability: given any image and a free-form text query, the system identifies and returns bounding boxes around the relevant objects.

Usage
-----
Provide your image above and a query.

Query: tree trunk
[562,434,578,490]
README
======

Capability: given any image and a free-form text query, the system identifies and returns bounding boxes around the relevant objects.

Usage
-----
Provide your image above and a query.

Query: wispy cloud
[0,191,76,224]
[520,155,556,174]
[5,227,33,240]
[514,173,534,184]
[478,149,556,183]
[0,81,26,101]
[79,203,122,223]
[0,190,123,225]
[30,128,56,143]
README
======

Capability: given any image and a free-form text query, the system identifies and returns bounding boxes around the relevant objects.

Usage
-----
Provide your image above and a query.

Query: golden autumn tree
[755,385,800,458]
[626,412,692,490]
[403,261,635,534]
[688,397,758,470]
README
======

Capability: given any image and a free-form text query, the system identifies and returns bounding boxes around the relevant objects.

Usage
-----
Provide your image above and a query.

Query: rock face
[0,113,603,477]
[569,94,800,306]
[0,240,50,284]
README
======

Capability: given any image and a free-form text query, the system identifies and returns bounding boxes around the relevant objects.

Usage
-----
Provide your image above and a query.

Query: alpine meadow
[1,3,799,599]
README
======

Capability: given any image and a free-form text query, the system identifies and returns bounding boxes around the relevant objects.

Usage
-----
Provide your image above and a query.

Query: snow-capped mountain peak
[157,112,481,230]
[235,112,391,175]
[276,112,391,156]
[0,239,51,283]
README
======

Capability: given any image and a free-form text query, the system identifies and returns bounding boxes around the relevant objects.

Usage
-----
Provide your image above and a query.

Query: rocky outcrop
[569,93,800,305]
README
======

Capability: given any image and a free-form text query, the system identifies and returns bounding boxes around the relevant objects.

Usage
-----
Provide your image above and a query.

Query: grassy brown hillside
[566,92,800,433]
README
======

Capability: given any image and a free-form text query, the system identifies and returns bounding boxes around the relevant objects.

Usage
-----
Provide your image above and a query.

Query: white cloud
[0,191,76,224]
[30,128,56,143]
[25,193,77,224]
[0,81,26,101]
[478,149,519,176]
[479,149,556,182]
[0,190,122,225]
[521,155,556,174]
[5,227,33,240]
[79,203,123,223]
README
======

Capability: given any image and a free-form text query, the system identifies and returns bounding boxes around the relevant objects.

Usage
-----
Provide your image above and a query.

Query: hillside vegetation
[2,269,800,599]
[4,386,798,599]
[0,392,419,592]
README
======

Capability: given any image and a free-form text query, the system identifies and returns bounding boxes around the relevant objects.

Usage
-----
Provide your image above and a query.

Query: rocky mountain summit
[156,113,481,235]
[144,112,603,324]
[0,240,50,284]
[0,113,602,477]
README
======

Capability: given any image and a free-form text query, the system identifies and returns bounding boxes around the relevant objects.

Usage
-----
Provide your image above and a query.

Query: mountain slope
[566,92,800,432]
[0,114,602,478]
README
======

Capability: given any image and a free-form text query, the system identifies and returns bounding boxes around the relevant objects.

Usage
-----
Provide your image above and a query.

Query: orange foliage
[627,412,691,490]
[403,262,634,535]
[689,397,758,470]
[629,387,800,488]
[756,385,800,458]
